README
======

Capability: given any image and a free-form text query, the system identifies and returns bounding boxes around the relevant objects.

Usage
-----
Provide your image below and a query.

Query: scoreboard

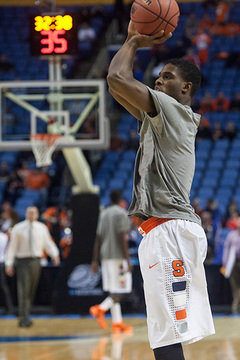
[30,14,78,57]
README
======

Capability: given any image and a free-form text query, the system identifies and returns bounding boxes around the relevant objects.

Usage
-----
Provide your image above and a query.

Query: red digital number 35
[40,30,67,54]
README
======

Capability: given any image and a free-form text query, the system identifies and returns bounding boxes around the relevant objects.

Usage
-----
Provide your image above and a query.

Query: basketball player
[107,22,215,360]
[89,189,133,334]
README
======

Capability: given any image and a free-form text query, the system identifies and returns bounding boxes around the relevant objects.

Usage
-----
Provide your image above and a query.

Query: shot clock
[30,14,78,57]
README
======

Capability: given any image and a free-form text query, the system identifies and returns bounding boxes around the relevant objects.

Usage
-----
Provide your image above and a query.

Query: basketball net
[30,133,61,167]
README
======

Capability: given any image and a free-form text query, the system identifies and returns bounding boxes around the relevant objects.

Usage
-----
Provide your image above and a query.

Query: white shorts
[101,259,132,294]
[138,219,215,349]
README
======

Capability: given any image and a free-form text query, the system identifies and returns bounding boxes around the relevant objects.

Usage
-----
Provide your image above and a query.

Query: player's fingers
[152,30,172,40]
[128,20,139,36]
[151,30,165,38]
[152,32,172,45]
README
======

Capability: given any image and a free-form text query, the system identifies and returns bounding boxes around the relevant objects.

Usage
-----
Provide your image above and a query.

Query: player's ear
[182,82,192,95]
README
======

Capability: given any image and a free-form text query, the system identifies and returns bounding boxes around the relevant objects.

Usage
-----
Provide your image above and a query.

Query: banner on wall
[67,264,103,297]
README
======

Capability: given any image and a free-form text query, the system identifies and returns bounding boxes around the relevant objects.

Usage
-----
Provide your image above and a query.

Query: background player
[90,189,133,334]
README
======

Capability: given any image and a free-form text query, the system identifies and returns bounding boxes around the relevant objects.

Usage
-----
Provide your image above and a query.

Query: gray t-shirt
[97,204,131,260]
[128,87,201,226]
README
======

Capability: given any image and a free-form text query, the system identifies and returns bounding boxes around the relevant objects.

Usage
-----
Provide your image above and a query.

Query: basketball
[130,0,180,36]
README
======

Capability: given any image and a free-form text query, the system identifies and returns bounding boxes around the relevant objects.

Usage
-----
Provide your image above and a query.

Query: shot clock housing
[30,13,78,57]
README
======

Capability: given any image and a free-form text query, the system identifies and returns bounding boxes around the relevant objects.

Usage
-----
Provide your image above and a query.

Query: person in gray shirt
[107,21,215,360]
[90,189,133,334]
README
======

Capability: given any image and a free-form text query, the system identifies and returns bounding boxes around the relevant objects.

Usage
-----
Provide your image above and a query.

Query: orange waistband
[138,217,172,237]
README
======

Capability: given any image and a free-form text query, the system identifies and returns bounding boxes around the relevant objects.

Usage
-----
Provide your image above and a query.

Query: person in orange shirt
[40,206,69,263]
[216,0,230,25]
[59,228,72,260]
[192,28,212,65]
[24,168,50,190]
[212,91,230,112]
[24,168,50,211]
[198,92,214,114]
[225,22,240,37]
[41,206,69,246]
[210,20,239,37]
[41,206,68,229]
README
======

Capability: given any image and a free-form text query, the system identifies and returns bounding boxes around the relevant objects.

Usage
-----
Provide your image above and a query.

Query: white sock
[99,296,114,311]
[110,302,122,324]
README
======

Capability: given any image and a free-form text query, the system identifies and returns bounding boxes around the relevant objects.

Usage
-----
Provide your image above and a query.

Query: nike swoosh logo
[149,262,159,269]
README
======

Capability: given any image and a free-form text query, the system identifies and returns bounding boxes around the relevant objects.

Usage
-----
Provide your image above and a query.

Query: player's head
[110,189,122,205]
[155,58,201,105]
[164,58,201,97]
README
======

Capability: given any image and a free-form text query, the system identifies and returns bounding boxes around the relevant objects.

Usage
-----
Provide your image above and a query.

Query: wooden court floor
[0,315,240,360]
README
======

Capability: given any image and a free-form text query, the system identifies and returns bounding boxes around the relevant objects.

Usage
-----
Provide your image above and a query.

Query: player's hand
[52,256,60,266]
[5,265,14,277]
[128,263,133,273]
[91,260,99,273]
[137,30,172,48]
[127,21,172,48]
[127,259,133,273]
[127,20,139,39]
[220,266,226,276]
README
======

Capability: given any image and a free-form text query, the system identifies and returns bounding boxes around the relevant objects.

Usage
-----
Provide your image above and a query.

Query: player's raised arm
[107,21,172,118]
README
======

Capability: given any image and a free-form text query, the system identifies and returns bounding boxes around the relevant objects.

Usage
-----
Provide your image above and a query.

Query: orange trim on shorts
[138,217,172,237]
[175,309,187,321]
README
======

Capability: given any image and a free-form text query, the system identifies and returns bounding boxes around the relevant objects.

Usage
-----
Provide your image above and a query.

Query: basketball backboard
[0,79,110,150]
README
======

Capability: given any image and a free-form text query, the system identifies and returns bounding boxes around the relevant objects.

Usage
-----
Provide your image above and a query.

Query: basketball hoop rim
[31,133,61,140]
[30,133,62,145]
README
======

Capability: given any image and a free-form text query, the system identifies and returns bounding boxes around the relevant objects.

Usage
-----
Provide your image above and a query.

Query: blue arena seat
[104,151,121,163]
[118,161,135,172]
[210,149,227,160]
[219,177,237,188]
[108,178,125,190]
[221,169,238,179]
[207,159,224,170]
[201,177,218,188]
[122,150,137,162]
[212,139,230,150]
[225,159,240,169]
[198,188,215,199]
[204,168,221,178]
[215,188,233,204]
[195,159,207,171]
[122,189,133,205]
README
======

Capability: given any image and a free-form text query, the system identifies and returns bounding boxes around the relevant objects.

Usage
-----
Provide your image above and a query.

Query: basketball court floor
[0,314,239,360]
